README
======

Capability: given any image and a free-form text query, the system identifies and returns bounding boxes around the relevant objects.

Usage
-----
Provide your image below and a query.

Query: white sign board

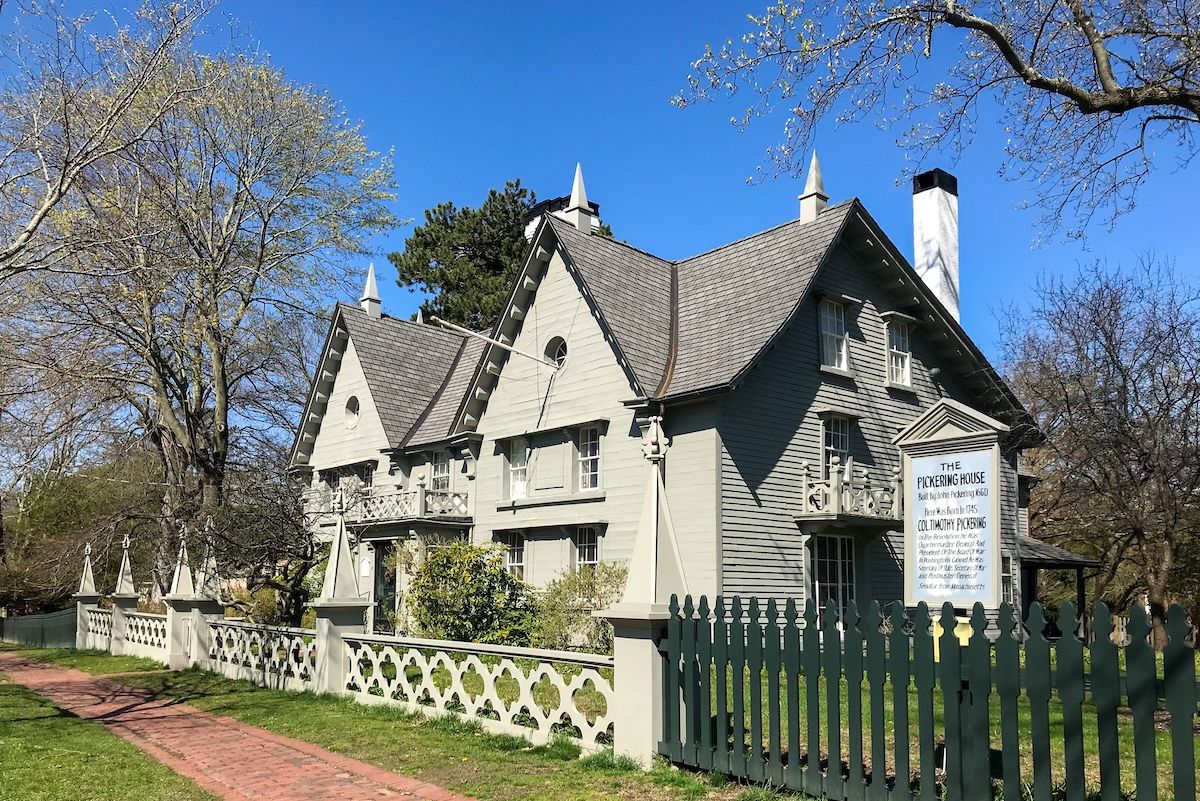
[907,447,998,607]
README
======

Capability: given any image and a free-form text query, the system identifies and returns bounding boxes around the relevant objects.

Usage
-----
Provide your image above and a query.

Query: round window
[344,395,360,429]
[545,337,568,368]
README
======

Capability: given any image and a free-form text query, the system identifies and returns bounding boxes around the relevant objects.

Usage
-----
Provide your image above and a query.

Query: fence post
[598,415,688,767]
[73,544,101,650]
[308,498,369,696]
[109,534,139,656]
[164,536,203,670]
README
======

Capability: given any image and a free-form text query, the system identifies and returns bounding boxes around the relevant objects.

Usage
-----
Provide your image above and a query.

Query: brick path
[0,652,474,801]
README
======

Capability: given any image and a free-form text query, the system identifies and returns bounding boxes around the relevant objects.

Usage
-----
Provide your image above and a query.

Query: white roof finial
[799,150,829,223]
[562,163,596,233]
[360,262,381,318]
[569,163,588,211]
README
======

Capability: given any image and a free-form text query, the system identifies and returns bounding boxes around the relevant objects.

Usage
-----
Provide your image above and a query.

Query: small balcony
[304,486,470,527]
[794,457,902,530]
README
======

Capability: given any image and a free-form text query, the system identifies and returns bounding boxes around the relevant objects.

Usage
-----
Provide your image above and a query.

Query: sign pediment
[892,398,1009,447]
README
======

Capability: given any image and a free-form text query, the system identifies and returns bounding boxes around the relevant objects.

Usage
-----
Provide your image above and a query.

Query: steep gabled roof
[666,201,854,398]
[404,336,487,449]
[337,305,465,448]
[546,217,674,394]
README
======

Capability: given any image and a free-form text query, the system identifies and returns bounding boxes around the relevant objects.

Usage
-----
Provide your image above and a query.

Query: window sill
[884,380,918,396]
[498,491,606,511]
[819,364,855,380]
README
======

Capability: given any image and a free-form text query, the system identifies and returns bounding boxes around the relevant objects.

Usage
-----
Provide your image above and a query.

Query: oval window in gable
[345,395,361,429]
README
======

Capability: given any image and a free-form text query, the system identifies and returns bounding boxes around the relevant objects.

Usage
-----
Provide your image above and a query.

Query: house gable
[304,336,390,473]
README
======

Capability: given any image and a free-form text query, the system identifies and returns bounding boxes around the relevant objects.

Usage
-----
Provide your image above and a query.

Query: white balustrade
[85,608,113,650]
[344,633,615,750]
[207,620,317,692]
[796,457,901,521]
[123,612,169,659]
[306,486,470,525]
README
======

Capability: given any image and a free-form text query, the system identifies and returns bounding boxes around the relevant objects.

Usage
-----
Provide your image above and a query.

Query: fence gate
[658,594,1198,801]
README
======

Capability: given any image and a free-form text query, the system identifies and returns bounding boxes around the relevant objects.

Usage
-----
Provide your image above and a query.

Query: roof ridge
[677,199,856,266]
[546,215,673,267]
[337,302,466,343]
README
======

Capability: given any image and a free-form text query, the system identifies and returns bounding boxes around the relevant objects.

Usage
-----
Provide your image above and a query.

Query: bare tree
[0,0,210,282]
[674,1,1199,238]
[1004,259,1200,643]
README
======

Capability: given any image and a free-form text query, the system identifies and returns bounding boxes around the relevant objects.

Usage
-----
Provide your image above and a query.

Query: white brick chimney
[912,168,959,321]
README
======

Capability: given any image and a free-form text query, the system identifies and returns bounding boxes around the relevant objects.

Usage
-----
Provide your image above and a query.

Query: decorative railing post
[73,544,101,650]
[109,534,139,656]
[829,456,844,516]
[308,492,369,695]
[414,473,427,518]
[599,415,689,766]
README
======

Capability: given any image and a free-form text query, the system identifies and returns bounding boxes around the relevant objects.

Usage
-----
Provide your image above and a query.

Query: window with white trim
[823,415,851,479]
[499,531,525,580]
[430,451,450,493]
[887,320,912,386]
[508,438,528,500]
[1001,556,1014,605]
[575,526,599,569]
[578,426,600,491]
[819,299,849,370]
[814,534,855,621]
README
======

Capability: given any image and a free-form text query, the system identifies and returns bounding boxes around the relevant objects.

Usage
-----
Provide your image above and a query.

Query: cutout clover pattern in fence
[123,612,168,659]
[85,609,113,649]
[343,633,615,749]
[208,621,317,691]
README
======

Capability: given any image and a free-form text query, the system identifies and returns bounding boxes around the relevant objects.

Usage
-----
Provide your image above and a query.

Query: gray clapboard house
[289,161,1091,628]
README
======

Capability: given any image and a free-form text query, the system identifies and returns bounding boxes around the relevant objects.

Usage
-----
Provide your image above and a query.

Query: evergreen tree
[390,180,536,331]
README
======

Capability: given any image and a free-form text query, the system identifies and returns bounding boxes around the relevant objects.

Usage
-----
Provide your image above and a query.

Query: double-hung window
[500,532,525,580]
[823,415,851,479]
[578,426,601,491]
[814,534,855,622]
[819,299,849,370]
[430,451,450,493]
[887,320,912,386]
[509,437,529,500]
[1001,556,1014,605]
[575,526,599,569]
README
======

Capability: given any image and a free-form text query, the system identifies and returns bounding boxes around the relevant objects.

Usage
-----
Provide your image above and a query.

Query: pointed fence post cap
[114,534,136,597]
[76,543,97,597]
[314,512,363,605]
[168,537,195,597]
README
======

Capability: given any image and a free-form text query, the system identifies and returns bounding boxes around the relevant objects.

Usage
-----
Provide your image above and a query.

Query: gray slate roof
[1019,536,1101,568]
[668,202,853,398]
[404,336,486,448]
[337,305,465,448]
[547,217,674,394]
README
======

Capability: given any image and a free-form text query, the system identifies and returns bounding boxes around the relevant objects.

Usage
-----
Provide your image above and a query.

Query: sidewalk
[0,652,475,801]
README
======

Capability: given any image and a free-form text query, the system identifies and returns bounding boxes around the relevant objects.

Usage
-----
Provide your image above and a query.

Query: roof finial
[360,262,381,318]
[799,150,829,223]
[564,163,595,233]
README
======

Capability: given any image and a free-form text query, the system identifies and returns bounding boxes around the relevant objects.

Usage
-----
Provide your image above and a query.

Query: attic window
[545,337,568,368]
[344,396,361,429]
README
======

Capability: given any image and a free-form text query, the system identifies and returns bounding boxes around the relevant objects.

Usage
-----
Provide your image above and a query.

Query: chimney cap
[912,168,958,197]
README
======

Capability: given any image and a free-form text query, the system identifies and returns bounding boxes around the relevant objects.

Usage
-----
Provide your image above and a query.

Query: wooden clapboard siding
[472,249,647,585]
[307,338,392,485]
[716,243,1022,605]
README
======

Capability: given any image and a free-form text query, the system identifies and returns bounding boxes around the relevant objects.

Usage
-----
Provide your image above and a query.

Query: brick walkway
[0,652,474,801]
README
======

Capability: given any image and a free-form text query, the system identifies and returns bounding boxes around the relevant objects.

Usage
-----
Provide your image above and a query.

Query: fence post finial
[77,543,97,596]
[114,534,136,597]
[168,536,195,597]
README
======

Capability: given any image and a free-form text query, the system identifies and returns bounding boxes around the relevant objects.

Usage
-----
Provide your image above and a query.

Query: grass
[10,647,168,676]
[2,645,750,801]
[0,670,216,801]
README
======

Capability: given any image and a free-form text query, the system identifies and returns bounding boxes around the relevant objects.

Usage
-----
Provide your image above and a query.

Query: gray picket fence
[659,596,1198,801]
[0,608,77,648]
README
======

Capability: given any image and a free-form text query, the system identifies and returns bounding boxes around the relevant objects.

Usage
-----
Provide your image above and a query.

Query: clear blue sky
[223,1,1195,360]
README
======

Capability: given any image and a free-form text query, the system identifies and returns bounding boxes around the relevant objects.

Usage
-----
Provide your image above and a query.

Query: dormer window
[819,299,849,370]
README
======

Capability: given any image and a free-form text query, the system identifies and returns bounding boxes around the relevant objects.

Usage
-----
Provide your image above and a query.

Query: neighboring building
[289,160,1075,630]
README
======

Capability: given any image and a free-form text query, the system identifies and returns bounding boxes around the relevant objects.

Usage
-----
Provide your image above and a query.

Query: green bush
[406,541,536,645]
[531,562,628,653]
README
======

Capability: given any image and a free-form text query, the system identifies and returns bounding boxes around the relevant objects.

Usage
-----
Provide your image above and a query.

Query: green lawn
[0,671,216,801]
[1,646,773,801]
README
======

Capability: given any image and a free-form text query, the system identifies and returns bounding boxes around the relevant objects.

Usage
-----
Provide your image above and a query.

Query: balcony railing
[304,486,470,526]
[795,457,901,522]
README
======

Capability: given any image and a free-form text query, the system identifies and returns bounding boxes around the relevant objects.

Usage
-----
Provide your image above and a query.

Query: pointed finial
[317,511,362,601]
[360,262,381,318]
[562,163,596,233]
[799,150,828,223]
[76,543,97,597]
[169,536,195,597]
[114,534,136,597]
